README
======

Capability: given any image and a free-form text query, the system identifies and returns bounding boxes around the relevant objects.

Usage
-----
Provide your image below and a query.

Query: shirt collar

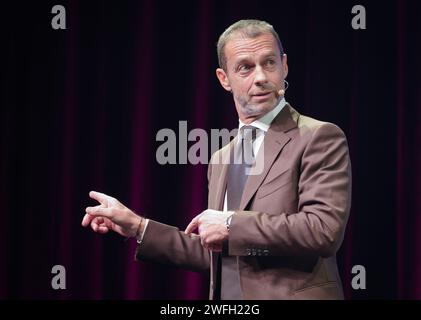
[238,97,287,133]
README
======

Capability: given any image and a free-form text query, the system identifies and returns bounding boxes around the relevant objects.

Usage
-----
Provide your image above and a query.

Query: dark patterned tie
[221,125,258,300]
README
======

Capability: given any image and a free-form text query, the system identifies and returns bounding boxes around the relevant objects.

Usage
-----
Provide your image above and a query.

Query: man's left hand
[185,209,233,252]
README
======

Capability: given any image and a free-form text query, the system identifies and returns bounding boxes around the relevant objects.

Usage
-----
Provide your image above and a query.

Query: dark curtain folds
[0,0,420,299]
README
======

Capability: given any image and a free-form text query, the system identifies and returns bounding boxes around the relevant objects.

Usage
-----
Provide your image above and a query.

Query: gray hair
[217,19,285,71]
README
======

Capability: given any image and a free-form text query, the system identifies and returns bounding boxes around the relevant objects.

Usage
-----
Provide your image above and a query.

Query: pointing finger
[89,191,112,205]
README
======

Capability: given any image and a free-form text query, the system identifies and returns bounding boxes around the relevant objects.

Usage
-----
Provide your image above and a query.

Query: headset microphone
[276,80,289,97]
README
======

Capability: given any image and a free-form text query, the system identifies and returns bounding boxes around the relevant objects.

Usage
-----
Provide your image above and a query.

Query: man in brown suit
[82,20,351,300]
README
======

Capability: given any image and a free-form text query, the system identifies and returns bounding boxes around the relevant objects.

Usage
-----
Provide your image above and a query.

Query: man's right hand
[81,191,143,238]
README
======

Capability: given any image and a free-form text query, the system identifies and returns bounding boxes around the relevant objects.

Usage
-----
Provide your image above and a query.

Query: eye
[239,64,251,72]
[266,59,276,66]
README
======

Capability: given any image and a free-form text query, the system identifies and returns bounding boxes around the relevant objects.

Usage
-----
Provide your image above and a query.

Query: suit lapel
[211,137,237,210]
[211,104,299,211]
[240,104,298,210]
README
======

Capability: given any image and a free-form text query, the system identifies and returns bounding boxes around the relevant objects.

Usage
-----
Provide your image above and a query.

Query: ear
[216,68,232,92]
[281,54,288,79]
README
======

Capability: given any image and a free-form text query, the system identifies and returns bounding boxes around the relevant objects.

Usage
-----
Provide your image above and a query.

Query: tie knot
[241,125,258,142]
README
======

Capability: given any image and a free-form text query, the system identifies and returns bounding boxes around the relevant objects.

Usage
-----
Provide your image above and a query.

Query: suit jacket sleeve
[134,157,216,273]
[228,123,352,258]
[134,220,210,273]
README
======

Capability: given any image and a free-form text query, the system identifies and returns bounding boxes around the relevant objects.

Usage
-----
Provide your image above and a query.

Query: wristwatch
[225,214,233,231]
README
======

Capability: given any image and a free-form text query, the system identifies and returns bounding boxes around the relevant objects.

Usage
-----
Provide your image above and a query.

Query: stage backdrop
[1,0,420,299]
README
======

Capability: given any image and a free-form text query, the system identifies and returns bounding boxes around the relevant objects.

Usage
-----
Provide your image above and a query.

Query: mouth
[251,92,272,100]
[252,91,271,96]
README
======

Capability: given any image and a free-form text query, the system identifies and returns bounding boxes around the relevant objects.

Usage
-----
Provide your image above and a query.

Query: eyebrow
[232,51,279,72]
[235,58,252,66]
[260,53,277,59]
[235,52,277,65]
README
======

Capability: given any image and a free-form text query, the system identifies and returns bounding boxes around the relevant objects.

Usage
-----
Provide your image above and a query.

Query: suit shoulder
[297,114,346,138]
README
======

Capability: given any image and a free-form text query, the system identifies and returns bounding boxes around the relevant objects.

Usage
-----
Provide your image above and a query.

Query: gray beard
[241,104,262,117]
[237,95,276,117]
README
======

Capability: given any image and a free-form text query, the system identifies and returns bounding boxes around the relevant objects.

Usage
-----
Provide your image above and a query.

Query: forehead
[224,33,279,62]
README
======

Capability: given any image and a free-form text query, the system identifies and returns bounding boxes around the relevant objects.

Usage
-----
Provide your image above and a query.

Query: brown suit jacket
[135,104,352,299]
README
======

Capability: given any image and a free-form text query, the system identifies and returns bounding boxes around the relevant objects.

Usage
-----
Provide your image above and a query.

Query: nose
[253,66,268,86]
